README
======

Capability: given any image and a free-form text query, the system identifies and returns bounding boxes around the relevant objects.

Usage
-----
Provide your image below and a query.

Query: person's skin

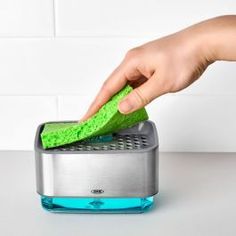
[81,15,236,121]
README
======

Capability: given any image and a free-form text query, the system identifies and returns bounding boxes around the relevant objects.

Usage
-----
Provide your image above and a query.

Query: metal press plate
[35,120,159,154]
[52,134,151,152]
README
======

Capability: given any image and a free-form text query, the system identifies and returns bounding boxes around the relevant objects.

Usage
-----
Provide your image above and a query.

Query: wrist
[180,15,236,63]
[200,15,236,61]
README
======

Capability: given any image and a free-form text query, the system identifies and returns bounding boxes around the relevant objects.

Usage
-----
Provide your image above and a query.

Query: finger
[80,66,127,121]
[80,61,142,121]
[118,73,166,114]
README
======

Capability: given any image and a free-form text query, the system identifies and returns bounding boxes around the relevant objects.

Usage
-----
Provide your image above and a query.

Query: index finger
[80,63,128,121]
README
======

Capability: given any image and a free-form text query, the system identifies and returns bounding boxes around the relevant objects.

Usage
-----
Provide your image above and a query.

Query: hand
[81,15,236,121]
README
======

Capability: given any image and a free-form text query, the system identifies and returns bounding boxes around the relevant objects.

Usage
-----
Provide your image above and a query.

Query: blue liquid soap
[41,196,154,213]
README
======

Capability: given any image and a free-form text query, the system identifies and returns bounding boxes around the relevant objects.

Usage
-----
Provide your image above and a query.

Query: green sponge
[41,85,148,149]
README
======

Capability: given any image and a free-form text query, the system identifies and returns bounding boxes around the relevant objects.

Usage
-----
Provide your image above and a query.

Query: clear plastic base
[41,196,154,213]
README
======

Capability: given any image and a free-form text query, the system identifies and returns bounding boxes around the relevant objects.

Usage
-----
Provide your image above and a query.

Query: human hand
[81,15,236,121]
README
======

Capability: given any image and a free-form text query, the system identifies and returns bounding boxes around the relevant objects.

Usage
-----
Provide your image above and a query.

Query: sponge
[41,85,148,149]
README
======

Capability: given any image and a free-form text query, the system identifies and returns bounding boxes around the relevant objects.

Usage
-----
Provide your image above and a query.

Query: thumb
[118,74,165,114]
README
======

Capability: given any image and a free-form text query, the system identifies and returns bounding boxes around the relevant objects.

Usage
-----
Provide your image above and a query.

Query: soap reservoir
[34,120,159,213]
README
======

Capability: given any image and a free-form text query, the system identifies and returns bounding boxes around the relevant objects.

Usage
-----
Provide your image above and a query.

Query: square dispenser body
[34,120,159,213]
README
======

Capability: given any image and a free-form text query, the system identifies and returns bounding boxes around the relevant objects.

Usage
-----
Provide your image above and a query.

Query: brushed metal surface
[35,121,159,198]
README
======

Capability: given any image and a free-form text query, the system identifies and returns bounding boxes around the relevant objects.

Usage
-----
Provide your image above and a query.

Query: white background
[0,0,236,151]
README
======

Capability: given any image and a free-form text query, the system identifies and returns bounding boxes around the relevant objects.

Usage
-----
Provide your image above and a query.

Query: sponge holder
[34,120,159,213]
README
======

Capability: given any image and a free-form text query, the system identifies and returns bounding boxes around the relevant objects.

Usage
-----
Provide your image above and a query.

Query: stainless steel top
[35,120,159,153]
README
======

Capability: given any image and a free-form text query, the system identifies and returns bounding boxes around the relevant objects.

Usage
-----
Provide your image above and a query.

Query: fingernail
[119,99,134,114]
